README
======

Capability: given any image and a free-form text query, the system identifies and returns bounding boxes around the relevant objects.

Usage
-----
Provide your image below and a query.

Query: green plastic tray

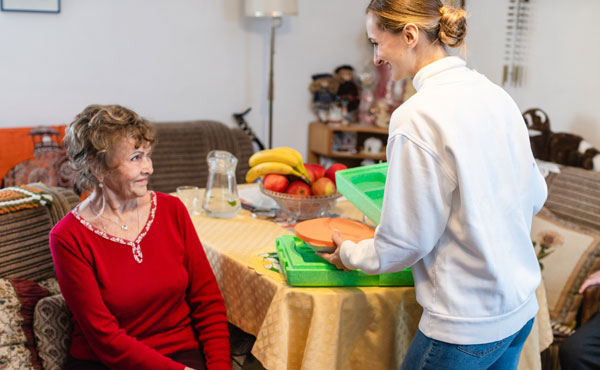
[335,163,388,225]
[276,235,413,287]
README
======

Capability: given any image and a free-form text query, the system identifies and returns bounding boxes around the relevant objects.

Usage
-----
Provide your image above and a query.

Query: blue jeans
[401,318,534,370]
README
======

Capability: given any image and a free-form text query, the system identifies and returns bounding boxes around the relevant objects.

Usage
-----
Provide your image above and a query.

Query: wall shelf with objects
[308,122,388,167]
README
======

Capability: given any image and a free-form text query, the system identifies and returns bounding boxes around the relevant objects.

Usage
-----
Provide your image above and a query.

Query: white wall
[0,0,371,158]
[0,0,249,126]
[466,0,600,147]
[1,0,598,157]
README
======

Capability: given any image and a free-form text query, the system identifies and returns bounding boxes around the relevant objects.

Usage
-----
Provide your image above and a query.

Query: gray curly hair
[63,104,156,192]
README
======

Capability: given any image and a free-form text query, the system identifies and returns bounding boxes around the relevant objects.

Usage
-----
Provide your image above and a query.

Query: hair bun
[438,4,467,48]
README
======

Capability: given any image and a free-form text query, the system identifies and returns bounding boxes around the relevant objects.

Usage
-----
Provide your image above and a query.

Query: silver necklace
[90,194,139,234]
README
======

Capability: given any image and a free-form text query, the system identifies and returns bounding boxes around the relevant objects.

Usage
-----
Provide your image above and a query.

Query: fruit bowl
[259,182,342,222]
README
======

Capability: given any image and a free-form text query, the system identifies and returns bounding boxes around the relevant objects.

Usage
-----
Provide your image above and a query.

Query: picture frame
[1,0,60,13]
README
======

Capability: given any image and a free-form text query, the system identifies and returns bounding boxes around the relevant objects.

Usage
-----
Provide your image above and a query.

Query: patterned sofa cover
[0,183,79,370]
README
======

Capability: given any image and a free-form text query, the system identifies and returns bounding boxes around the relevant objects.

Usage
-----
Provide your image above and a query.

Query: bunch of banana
[245,147,312,183]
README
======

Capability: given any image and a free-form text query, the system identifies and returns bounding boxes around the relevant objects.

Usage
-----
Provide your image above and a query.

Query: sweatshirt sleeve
[179,204,232,370]
[340,134,456,274]
[50,227,186,370]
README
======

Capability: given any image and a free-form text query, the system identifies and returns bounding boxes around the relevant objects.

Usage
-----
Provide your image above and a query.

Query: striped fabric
[0,207,55,281]
[148,121,255,194]
[0,185,79,282]
[29,183,80,226]
[230,127,253,186]
[544,165,600,232]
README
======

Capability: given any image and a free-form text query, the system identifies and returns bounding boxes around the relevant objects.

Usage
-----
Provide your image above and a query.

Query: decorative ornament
[503,0,531,87]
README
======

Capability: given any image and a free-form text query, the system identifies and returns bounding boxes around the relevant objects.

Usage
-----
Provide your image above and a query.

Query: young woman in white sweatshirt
[318,1,547,369]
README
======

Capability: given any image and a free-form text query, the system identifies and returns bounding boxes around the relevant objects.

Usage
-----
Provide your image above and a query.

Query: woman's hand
[184,367,196,370]
[316,233,350,271]
[579,270,600,293]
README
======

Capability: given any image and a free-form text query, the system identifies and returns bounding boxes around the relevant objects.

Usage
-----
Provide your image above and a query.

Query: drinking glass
[176,186,200,215]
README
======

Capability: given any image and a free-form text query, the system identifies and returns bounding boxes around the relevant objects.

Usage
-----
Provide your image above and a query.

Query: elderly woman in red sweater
[50,104,231,370]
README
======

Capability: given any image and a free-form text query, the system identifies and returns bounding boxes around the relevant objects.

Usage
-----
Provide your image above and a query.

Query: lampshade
[244,0,298,17]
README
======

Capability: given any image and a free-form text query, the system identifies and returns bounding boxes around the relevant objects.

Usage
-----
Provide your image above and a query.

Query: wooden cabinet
[308,122,388,166]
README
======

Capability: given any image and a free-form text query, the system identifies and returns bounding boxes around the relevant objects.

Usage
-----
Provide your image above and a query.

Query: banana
[249,148,300,168]
[275,147,312,183]
[245,161,304,183]
[248,147,313,184]
[271,147,302,163]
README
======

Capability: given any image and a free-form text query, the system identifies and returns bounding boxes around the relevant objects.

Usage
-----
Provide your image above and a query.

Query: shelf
[308,122,388,165]
[319,123,388,134]
[331,150,386,160]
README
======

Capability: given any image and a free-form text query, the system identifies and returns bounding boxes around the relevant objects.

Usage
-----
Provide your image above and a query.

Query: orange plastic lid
[294,217,375,247]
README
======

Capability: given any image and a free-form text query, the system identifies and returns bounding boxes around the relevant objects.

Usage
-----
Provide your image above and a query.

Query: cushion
[37,278,61,296]
[531,208,600,328]
[33,294,72,370]
[0,278,50,370]
[0,206,56,281]
[544,165,600,232]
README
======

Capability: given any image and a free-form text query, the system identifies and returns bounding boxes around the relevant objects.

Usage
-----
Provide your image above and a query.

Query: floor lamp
[244,0,298,149]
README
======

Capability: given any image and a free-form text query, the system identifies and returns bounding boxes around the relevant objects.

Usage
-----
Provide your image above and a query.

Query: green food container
[276,235,414,287]
[335,163,388,225]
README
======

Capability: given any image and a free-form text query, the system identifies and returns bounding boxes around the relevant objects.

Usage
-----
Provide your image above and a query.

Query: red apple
[325,163,348,185]
[312,177,336,196]
[263,174,289,193]
[305,163,326,180]
[304,165,316,183]
[286,181,312,198]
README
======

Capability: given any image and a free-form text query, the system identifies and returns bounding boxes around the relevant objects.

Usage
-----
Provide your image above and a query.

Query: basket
[259,182,341,222]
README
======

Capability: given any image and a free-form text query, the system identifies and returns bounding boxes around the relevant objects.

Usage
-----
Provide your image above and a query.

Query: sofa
[0,183,80,370]
[534,164,600,370]
[148,120,254,193]
[0,119,257,370]
[0,119,255,195]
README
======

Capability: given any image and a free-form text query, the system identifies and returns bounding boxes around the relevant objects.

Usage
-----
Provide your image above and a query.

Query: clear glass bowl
[259,182,341,222]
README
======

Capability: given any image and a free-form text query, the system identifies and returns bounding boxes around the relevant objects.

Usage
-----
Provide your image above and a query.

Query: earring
[91,182,106,217]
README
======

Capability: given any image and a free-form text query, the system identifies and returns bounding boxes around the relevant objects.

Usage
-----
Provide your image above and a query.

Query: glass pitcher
[202,150,241,218]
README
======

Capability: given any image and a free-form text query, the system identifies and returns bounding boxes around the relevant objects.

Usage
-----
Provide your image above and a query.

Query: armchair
[581,285,600,325]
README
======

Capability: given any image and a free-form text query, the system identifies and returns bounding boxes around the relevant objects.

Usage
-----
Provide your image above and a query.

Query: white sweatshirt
[340,57,547,345]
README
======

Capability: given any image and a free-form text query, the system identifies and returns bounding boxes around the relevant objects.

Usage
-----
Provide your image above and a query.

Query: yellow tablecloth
[187,186,553,370]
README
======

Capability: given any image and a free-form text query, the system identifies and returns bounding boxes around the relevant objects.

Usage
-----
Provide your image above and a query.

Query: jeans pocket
[456,339,507,358]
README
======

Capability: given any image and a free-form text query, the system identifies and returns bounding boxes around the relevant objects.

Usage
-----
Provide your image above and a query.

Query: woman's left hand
[316,233,350,271]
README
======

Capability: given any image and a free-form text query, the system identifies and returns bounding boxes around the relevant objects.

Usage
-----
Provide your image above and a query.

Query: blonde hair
[63,104,156,192]
[367,0,467,48]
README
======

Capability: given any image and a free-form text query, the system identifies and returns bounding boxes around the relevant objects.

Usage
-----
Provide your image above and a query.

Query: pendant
[121,224,128,231]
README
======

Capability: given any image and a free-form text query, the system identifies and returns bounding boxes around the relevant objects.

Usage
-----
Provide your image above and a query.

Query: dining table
[184,184,553,370]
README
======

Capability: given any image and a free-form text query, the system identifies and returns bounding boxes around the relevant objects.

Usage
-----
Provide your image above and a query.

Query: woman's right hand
[184,367,196,370]
[315,233,350,271]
